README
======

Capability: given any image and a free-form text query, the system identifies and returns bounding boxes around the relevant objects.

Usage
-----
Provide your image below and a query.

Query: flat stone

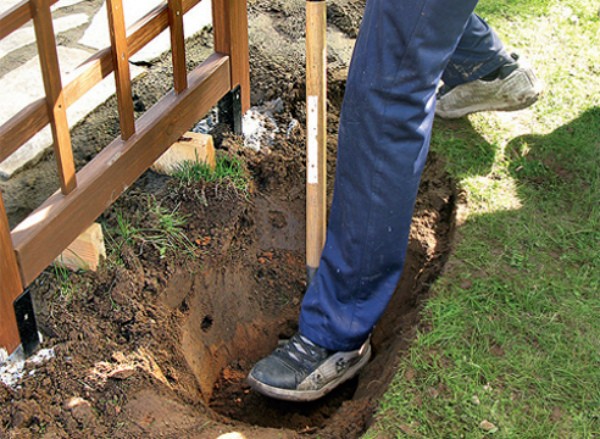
[1,0,86,14]
[0,1,23,14]
[0,46,144,178]
[0,14,89,59]
[79,0,212,63]
[327,26,355,67]
[152,132,216,175]
[107,366,136,380]
[51,0,88,11]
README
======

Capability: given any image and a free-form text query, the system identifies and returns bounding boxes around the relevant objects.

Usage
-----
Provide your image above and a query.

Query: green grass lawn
[366,0,599,437]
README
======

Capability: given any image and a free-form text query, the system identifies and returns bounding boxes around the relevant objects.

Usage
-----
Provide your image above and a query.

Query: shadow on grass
[506,107,600,193]
[431,117,497,180]
[433,106,599,198]
[429,107,599,285]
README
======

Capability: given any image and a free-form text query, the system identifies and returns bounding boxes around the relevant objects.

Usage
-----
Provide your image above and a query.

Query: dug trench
[0,3,457,438]
[0,88,456,437]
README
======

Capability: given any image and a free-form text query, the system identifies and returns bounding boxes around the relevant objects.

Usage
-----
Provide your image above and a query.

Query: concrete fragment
[108,366,136,380]
[65,397,96,426]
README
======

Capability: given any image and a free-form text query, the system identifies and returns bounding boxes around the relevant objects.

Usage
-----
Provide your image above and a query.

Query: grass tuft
[52,264,75,301]
[106,196,195,261]
[173,152,250,193]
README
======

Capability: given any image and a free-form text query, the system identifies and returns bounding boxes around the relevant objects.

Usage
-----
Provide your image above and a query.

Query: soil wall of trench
[0,2,458,437]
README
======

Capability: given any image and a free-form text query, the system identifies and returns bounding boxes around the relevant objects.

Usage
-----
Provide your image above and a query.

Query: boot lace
[274,333,330,373]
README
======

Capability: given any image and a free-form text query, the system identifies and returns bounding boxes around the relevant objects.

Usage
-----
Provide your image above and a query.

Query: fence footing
[218,85,243,135]
[14,290,40,357]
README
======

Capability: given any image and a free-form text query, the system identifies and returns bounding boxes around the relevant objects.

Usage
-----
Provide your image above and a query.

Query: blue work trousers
[299,1,511,351]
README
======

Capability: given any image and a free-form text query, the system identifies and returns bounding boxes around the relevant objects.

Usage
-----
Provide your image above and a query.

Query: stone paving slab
[79,0,212,63]
[0,13,88,58]
[0,46,143,178]
[0,0,212,179]
[0,0,86,14]
[0,0,23,14]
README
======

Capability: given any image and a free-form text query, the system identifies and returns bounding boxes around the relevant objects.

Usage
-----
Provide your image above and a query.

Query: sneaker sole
[436,91,541,119]
[247,343,372,402]
[436,69,543,119]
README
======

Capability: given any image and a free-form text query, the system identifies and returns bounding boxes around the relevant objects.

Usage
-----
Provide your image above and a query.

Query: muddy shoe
[436,54,543,119]
[247,333,371,402]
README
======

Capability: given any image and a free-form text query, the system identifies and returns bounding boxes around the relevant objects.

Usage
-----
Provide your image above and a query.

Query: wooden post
[212,0,250,112]
[0,193,23,355]
[305,0,327,283]
[168,0,188,94]
[30,0,77,194]
[107,0,135,140]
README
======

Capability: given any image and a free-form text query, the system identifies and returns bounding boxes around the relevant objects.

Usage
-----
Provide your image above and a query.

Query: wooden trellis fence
[0,0,250,355]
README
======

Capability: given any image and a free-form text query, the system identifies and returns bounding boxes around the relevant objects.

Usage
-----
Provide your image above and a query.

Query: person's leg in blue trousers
[443,14,513,88]
[299,1,508,352]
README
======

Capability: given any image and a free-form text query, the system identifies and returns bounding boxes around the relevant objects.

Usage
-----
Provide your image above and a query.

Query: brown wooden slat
[12,54,231,285]
[31,0,76,194]
[0,193,23,354]
[62,50,113,107]
[60,0,194,105]
[212,0,230,56]
[212,0,250,112]
[107,0,135,140]
[0,99,49,165]
[127,0,199,57]
[230,0,250,110]
[168,0,187,93]
[0,0,59,40]
[0,0,202,160]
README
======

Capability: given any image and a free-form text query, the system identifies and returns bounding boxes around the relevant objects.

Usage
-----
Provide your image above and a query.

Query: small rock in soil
[11,400,36,428]
[479,420,498,432]
[108,366,136,380]
[460,279,473,290]
[65,397,96,426]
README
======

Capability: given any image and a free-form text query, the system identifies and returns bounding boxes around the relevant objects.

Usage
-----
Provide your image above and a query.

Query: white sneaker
[436,55,543,119]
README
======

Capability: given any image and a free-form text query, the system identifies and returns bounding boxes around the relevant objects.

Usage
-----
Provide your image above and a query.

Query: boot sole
[436,91,541,119]
[247,343,372,402]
